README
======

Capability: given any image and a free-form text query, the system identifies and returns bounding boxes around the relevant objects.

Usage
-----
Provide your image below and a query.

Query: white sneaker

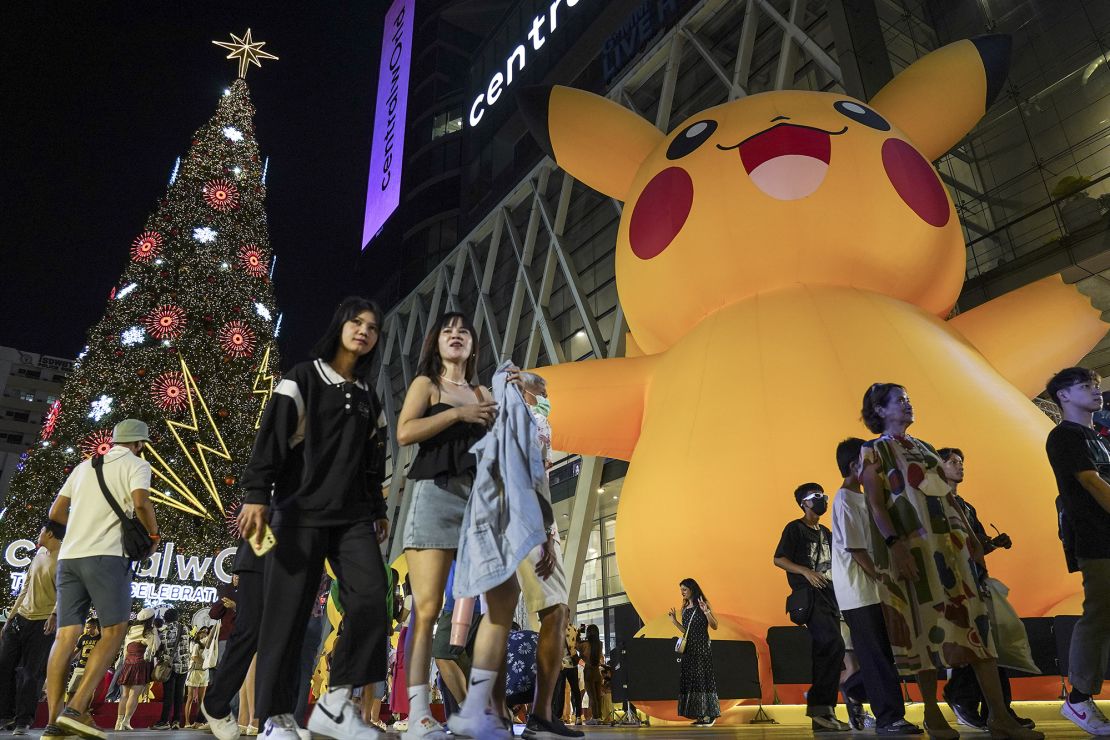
[297,729,311,740]
[262,715,303,740]
[446,711,511,740]
[307,689,382,740]
[399,715,446,740]
[1062,698,1110,736]
[201,700,242,740]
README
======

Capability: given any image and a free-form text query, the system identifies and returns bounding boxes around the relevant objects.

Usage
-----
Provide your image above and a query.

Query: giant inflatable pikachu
[520,36,1107,632]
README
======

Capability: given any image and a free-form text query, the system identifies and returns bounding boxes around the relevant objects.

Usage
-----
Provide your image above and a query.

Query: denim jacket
[453,361,548,598]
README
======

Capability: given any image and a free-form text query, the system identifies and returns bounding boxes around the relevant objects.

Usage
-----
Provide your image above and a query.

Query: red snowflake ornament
[144,304,187,339]
[202,179,241,211]
[219,320,257,358]
[151,371,189,412]
[238,245,269,277]
[81,430,114,458]
[40,400,61,440]
[131,231,163,262]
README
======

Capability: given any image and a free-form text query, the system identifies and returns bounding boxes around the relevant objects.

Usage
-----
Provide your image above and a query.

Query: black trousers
[553,666,581,718]
[842,603,906,727]
[945,664,1012,716]
[804,591,844,717]
[157,670,187,725]
[255,520,387,720]
[0,615,53,725]
[205,570,264,718]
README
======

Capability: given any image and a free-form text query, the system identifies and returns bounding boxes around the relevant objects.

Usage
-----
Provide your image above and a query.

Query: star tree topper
[213,29,278,79]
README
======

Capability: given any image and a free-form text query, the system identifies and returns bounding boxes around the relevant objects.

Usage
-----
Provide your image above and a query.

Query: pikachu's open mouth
[718,123,846,201]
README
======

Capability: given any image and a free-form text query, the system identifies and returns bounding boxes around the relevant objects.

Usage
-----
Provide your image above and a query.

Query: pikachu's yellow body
[521,37,1107,628]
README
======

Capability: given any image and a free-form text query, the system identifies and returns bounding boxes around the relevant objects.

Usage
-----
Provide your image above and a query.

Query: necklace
[440,374,469,387]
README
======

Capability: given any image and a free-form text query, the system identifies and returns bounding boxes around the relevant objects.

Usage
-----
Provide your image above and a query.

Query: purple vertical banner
[362,0,415,250]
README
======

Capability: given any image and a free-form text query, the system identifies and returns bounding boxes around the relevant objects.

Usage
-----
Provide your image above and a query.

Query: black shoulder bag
[92,455,153,561]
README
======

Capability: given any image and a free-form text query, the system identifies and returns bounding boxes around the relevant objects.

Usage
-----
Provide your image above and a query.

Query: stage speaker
[767,626,811,684]
[608,603,643,704]
[1010,617,1058,678]
[623,638,760,701]
[1054,615,1110,679]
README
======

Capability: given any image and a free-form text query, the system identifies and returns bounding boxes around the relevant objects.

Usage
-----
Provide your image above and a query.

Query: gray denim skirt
[402,476,472,549]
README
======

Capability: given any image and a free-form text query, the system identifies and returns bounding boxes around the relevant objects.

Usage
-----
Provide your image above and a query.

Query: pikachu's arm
[947,275,1107,398]
[531,355,656,462]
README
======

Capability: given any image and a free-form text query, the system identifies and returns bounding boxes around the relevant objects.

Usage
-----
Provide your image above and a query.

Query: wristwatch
[884,534,901,548]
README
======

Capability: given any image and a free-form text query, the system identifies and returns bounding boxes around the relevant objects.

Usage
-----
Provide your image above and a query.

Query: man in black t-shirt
[774,483,850,733]
[1045,366,1110,736]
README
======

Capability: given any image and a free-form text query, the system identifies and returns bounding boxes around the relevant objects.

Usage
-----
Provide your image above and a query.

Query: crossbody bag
[92,455,153,562]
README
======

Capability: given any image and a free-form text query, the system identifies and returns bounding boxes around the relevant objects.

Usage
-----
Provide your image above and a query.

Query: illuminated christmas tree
[1,32,281,603]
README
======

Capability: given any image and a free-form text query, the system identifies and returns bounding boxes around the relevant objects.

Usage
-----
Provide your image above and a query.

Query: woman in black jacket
[237,296,390,740]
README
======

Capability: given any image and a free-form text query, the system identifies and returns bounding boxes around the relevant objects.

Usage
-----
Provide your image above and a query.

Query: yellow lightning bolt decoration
[252,343,276,430]
[145,355,233,519]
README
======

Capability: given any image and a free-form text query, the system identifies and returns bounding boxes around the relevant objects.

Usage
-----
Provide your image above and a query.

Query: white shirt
[830,486,881,611]
[57,446,151,560]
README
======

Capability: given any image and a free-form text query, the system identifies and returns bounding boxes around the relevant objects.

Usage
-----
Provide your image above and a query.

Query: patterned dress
[861,434,995,671]
[677,605,720,720]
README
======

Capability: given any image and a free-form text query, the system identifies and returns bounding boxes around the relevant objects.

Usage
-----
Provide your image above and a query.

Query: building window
[431,107,463,141]
[3,411,30,423]
[0,433,24,445]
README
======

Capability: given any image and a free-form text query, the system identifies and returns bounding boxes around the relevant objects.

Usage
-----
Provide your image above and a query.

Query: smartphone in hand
[249,526,276,557]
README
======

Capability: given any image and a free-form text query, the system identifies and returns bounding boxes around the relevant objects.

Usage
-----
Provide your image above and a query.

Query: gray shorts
[56,556,132,628]
[402,476,470,550]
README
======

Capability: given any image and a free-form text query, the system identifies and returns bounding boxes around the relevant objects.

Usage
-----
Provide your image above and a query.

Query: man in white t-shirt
[45,419,159,740]
[831,438,921,736]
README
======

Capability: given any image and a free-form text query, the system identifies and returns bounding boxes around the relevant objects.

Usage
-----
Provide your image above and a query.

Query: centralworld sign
[362,0,415,249]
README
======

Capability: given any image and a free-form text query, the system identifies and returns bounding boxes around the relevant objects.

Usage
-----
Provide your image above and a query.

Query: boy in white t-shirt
[511,371,582,740]
[831,438,921,737]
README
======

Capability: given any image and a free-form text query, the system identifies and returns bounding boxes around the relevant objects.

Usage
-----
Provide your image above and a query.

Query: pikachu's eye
[833,100,890,131]
[667,120,718,160]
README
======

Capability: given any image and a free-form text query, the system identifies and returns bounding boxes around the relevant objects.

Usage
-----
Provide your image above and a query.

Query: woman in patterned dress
[668,578,720,726]
[858,383,1042,740]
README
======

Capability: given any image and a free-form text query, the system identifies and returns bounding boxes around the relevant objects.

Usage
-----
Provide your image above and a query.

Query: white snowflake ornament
[222,126,243,142]
[121,326,146,346]
[88,395,114,422]
[193,226,218,243]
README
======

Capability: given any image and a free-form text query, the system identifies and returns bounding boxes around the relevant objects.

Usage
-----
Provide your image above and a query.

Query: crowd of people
[2,295,1108,740]
[770,373,1110,737]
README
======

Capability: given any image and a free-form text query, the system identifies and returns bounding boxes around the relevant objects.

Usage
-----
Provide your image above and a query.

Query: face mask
[808,498,828,516]
[531,395,551,418]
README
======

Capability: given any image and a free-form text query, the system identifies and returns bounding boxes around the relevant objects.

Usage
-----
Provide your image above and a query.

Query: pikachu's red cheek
[882,138,950,227]
[629,167,693,260]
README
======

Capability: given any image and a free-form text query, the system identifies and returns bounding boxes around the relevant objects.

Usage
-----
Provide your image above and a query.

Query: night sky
[1,4,387,367]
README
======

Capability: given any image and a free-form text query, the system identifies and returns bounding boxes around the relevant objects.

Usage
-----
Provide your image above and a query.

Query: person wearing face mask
[509,372,582,740]
[773,483,850,733]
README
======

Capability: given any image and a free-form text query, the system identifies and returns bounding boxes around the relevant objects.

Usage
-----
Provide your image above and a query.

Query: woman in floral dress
[668,578,720,726]
[858,383,1042,740]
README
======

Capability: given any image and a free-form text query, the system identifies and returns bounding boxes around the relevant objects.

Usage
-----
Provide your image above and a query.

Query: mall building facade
[366,0,1109,642]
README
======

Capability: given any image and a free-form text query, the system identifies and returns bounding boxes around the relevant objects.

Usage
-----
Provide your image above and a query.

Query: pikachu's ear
[870,35,1010,161]
[519,85,664,200]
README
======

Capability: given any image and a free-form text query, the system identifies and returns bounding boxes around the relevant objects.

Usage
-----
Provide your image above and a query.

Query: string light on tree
[254,302,272,321]
[193,226,218,243]
[87,395,114,422]
[116,283,138,300]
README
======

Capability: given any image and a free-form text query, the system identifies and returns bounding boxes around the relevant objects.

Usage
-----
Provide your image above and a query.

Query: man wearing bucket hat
[43,419,159,740]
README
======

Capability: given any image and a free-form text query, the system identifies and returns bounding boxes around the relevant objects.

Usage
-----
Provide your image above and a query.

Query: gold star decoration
[213,29,278,79]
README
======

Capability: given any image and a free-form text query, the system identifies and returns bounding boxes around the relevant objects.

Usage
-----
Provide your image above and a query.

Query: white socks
[460,668,498,719]
[408,684,431,720]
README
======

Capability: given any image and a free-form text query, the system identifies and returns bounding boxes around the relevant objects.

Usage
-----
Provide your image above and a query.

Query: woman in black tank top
[394,313,496,740]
